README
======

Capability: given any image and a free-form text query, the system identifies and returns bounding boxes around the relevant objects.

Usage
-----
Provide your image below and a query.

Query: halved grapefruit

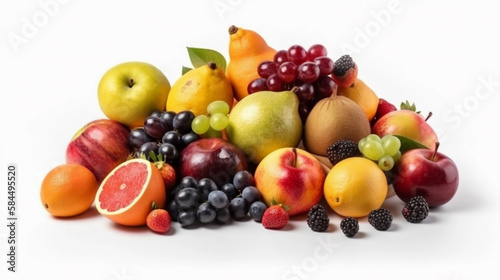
[95,158,166,226]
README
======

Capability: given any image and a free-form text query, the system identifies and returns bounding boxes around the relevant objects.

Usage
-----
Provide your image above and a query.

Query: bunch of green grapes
[191,101,230,138]
[358,134,401,171]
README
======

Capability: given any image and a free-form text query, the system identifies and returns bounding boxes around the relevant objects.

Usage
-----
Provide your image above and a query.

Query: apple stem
[425,112,433,122]
[292,148,297,167]
[431,142,440,161]
[128,79,135,88]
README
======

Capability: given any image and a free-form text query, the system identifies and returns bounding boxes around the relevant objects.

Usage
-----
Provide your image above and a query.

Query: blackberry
[307,205,330,232]
[340,217,359,237]
[326,140,360,165]
[368,208,392,231]
[402,196,429,223]
[333,55,355,76]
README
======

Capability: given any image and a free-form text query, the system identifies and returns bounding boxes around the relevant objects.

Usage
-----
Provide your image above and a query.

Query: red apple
[372,110,438,150]
[393,143,459,207]
[179,138,248,186]
[254,148,325,216]
[66,119,130,183]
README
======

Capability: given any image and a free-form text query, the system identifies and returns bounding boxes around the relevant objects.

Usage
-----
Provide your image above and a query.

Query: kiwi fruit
[304,95,371,156]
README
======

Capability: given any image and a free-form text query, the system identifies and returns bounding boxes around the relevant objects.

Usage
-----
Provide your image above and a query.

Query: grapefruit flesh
[95,159,166,226]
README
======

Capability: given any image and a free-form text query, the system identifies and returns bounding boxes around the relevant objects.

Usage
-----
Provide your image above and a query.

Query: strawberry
[375,98,397,120]
[332,54,358,88]
[146,209,171,233]
[142,151,177,192]
[262,205,289,230]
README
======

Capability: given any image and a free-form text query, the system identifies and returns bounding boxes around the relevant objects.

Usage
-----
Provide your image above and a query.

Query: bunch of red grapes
[247,44,337,123]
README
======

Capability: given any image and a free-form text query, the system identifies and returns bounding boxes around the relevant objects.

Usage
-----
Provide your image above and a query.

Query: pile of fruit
[40,25,459,236]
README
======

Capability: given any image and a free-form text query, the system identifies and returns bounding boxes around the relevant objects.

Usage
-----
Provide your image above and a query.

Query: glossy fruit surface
[95,159,166,226]
[324,157,388,217]
[226,25,276,101]
[166,62,233,117]
[40,164,98,217]
[98,61,170,128]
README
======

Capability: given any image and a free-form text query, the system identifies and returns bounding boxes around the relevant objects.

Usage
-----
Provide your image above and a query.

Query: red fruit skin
[158,163,176,192]
[375,98,397,120]
[180,138,248,186]
[66,119,130,183]
[146,209,171,233]
[393,149,459,207]
[332,64,358,88]
[262,205,289,230]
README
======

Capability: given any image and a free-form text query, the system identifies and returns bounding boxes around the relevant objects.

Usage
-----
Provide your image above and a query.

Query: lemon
[166,62,233,116]
[323,157,388,217]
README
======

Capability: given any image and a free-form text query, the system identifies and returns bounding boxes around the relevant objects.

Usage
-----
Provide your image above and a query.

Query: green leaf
[182,66,192,75]
[186,47,227,71]
[400,100,417,112]
[394,135,429,153]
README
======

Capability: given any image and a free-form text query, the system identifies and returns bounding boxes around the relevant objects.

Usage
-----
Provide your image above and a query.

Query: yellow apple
[98,62,170,128]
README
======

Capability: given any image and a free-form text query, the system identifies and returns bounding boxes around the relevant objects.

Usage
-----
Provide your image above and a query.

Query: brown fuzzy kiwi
[304,95,370,157]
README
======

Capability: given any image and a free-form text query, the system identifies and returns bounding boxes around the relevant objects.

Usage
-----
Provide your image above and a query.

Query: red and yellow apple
[255,148,325,216]
[393,143,459,207]
[372,110,438,149]
[66,119,130,183]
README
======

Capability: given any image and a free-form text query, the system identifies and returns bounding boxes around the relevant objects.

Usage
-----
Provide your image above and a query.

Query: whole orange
[40,164,98,217]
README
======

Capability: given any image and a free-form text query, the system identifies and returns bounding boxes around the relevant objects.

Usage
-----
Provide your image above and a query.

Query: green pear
[226,89,302,163]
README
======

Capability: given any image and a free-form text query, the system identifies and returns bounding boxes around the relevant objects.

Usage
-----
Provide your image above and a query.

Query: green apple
[98,61,170,128]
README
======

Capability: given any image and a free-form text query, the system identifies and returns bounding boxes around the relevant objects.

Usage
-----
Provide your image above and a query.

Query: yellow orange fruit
[166,62,233,117]
[95,158,166,226]
[226,25,276,101]
[40,164,98,217]
[336,78,379,121]
[323,157,388,218]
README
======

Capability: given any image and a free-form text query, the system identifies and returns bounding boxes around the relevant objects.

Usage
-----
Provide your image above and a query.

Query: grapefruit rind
[95,158,166,226]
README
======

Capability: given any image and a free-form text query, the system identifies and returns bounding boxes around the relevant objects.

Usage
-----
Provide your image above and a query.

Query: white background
[1,0,500,279]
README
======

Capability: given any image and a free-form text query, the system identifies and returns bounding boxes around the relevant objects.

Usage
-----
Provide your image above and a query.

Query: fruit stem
[431,142,440,161]
[291,86,300,94]
[228,25,238,35]
[128,79,135,88]
[424,112,433,122]
[292,148,297,167]
[208,61,217,70]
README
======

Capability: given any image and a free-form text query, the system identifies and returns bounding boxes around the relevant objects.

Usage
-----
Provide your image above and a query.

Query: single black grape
[160,111,176,131]
[175,187,201,210]
[248,201,267,222]
[143,116,168,139]
[215,207,231,224]
[158,143,178,164]
[179,176,198,190]
[241,186,261,204]
[197,178,218,201]
[128,128,155,150]
[167,200,179,221]
[136,142,158,161]
[162,130,182,148]
[178,209,197,227]
[181,132,200,147]
[221,183,238,199]
[233,170,255,192]
[149,110,163,118]
[208,190,229,209]
[197,202,217,224]
[173,110,195,133]
[229,197,248,220]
